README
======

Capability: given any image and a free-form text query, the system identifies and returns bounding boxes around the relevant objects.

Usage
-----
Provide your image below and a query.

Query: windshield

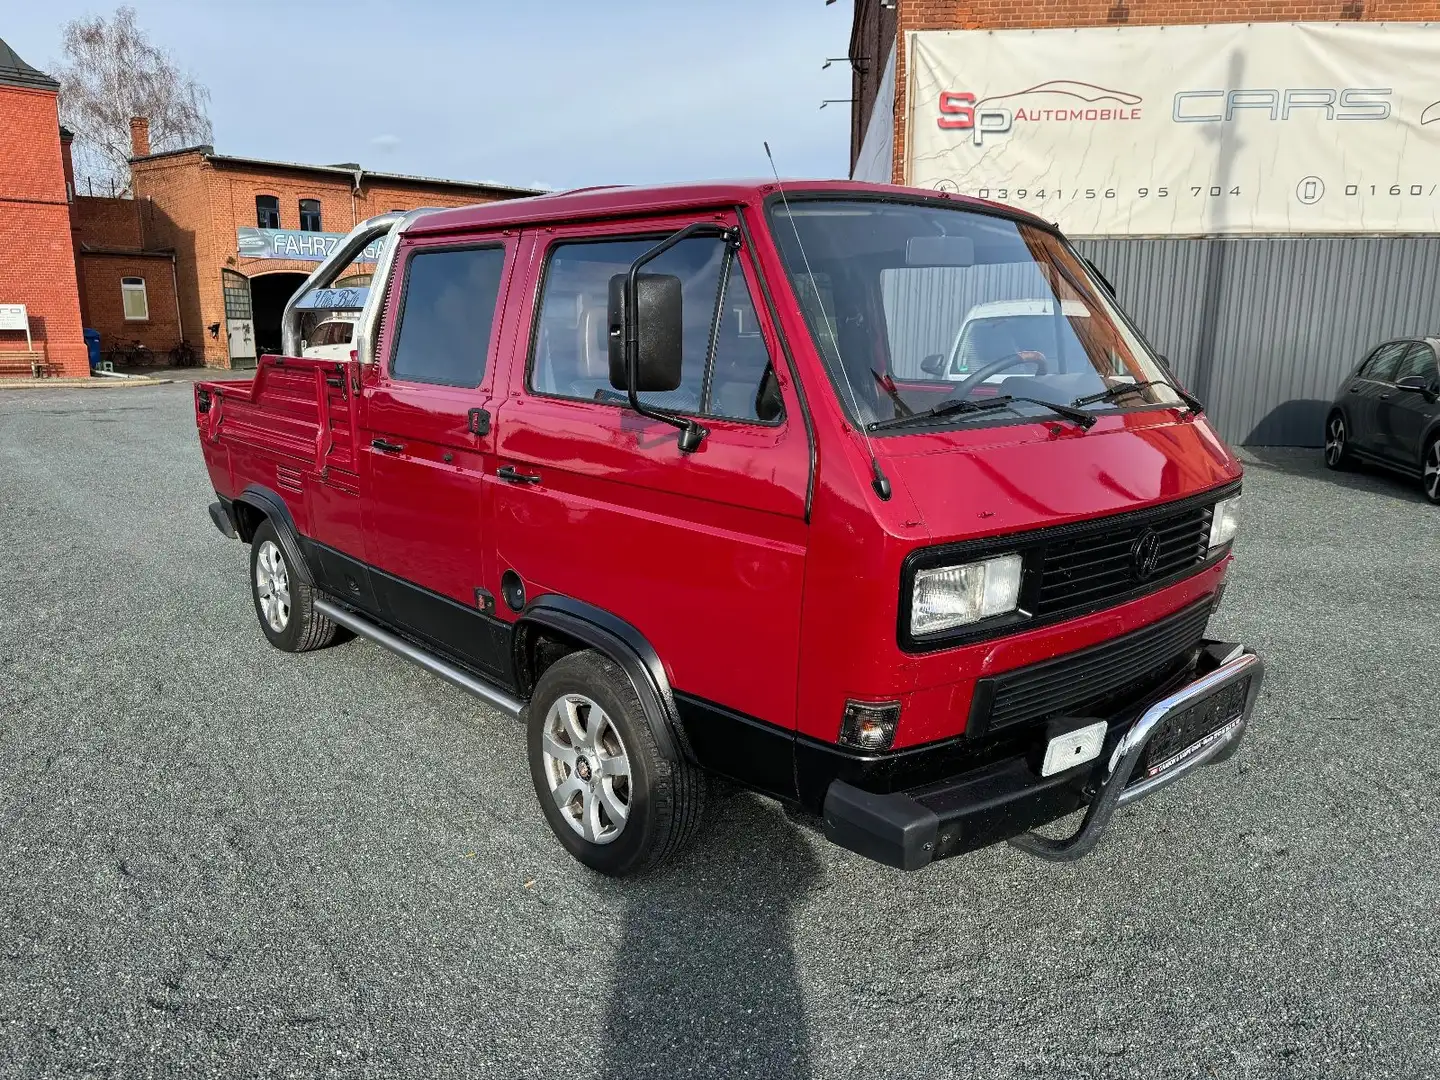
[767,198,1180,432]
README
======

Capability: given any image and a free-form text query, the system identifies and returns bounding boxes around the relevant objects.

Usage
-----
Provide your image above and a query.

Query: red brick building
[848,0,1439,182]
[1,29,539,375]
[0,38,87,377]
[119,130,540,367]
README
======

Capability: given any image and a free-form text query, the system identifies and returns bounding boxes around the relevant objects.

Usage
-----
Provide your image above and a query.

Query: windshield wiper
[1070,378,1204,413]
[868,394,1096,432]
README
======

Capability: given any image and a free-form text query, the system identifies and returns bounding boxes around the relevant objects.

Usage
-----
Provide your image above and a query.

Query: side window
[389,246,507,387]
[298,199,322,232]
[531,236,781,423]
[708,263,781,421]
[1396,342,1438,382]
[1363,342,1408,382]
[255,195,280,229]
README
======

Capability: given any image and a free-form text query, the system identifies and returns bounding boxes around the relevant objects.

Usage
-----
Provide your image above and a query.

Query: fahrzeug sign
[906,22,1440,236]
[237,226,386,263]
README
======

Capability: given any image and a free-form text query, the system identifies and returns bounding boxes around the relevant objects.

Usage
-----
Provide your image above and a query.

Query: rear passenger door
[1348,341,1408,455]
[357,237,516,682]
[490,215,810,746]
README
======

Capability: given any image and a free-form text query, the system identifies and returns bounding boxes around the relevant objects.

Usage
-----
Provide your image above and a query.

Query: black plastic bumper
[822,640,1263,870]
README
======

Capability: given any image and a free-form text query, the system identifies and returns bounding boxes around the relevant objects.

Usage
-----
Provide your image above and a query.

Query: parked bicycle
[105,339,155,368]
[168,340,198,368]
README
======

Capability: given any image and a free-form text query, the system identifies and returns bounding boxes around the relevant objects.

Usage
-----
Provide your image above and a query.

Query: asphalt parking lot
[2,380,1438,1080]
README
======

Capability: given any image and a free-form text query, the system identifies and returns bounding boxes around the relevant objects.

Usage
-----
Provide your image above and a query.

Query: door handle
[1379,392,1392,400]
[370,438,404,454]
[497,464,541,485]
[1349,385,1361,393]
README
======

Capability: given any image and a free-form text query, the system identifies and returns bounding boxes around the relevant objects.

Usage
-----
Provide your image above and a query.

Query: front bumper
[821,640,1263,870]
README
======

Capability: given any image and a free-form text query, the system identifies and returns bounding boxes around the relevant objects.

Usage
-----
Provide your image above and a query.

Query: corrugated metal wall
[1073,237,1440,446]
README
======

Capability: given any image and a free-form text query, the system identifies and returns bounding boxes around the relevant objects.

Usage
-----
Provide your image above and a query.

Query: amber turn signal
[840,700,901,751]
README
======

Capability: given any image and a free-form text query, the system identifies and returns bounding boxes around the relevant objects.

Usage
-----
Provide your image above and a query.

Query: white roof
[962,299,1090,320]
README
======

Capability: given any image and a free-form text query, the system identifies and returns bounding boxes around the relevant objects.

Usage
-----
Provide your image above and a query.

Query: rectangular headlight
[911,553,1023,636]
[1208,494,1241,550]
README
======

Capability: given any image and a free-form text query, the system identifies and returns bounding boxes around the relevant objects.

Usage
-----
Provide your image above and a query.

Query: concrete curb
[0,377,173,390]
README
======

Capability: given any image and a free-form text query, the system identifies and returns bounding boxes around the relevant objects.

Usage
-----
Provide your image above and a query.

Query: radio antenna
[763,142,891,500]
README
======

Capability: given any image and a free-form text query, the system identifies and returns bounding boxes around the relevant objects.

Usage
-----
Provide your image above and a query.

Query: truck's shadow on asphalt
[598,793,822,1080]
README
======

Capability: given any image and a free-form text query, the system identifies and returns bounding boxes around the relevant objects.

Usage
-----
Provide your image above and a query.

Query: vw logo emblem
[1130,528,1162,581]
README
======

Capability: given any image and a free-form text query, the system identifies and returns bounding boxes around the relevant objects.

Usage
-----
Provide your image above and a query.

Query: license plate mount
[1135,674,1252,782]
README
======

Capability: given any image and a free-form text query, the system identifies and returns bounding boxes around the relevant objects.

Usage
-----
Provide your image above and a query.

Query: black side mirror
[608,273,683,392]
[919,353,947,377]
[1396,375,1432,394]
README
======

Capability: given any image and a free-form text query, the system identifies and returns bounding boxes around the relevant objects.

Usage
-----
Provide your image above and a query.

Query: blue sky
[5,0,856,191]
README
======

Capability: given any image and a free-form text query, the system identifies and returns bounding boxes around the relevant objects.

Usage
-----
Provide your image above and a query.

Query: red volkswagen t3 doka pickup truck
[195,181,1262,876]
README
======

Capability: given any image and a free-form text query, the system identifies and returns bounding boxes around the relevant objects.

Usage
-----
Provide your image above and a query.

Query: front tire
[528,650,708,877]
[1324,413,1350,470]
[249,520,337,652]
[1423,438,1440,505]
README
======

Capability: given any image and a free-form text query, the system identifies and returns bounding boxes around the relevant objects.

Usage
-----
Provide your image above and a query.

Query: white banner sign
[0,304,28,332]
[906,22,1440,236]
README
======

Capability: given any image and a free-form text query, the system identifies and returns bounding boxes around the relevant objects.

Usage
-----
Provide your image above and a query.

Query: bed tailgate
[195,355,360,496]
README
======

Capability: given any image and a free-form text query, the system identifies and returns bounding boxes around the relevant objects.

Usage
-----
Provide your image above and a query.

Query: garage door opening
[249,272,309,358]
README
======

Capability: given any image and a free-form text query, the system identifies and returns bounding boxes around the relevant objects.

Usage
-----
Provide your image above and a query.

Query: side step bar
[314,598,524,719]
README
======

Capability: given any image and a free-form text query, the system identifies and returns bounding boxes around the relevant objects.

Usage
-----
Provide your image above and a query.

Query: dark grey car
[1325,336,1440,503]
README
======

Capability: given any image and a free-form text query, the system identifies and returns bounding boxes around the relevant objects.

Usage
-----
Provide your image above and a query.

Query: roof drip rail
[279,208,435,360]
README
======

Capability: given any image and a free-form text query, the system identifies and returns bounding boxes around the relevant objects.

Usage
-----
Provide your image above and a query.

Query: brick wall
[851,0,899,166]
[882,0,1436,183]
[130,152,215,362]
[133,154,527,367]
[78,252,180,357]
[74,196,145,250]
[0,84,88,376]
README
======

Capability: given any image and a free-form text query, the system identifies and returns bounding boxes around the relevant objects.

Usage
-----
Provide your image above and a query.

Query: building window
[256,195,280,229]
[299,199,322,232]
[121,277,149,321]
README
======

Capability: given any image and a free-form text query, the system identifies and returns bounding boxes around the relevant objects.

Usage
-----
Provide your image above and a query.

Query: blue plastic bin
[84,328,102,371]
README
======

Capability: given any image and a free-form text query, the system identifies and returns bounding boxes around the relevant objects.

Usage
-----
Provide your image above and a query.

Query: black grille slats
[975,599,1212,734]
[1031,506,1212,618]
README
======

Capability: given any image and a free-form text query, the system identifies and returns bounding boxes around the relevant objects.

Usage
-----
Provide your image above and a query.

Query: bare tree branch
[54,6,213,196]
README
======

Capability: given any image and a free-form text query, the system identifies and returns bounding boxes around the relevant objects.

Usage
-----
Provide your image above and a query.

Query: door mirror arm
[610,222,737,454]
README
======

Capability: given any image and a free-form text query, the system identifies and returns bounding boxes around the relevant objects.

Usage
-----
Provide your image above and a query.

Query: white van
[301,316,360,362]
[921,299,1092,381]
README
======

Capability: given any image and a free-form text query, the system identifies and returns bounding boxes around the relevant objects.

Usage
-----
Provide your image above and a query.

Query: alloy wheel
[1325,417,1346,466]
[255,540,291,632]
[541,693,632,845]
[1425,441,1440,502]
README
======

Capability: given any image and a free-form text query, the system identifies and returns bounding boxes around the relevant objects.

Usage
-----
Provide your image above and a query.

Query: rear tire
[1324,413,1350,470]
[1423,437,1440,505]
[528,650,708,877]
[249,520,337,652]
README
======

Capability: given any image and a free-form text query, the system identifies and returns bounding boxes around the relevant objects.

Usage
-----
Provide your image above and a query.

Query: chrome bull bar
[1010,647,1264,862]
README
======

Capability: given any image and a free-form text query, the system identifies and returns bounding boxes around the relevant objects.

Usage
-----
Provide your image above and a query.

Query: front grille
[899,482,1238,652]
[1031,505,1213,618]
[970,598,1212,736]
